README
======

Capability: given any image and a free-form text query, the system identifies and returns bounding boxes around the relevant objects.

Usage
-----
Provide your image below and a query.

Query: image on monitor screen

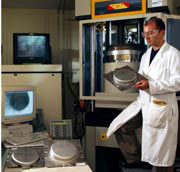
[17,36,46,58]
[2,86,36,124]
[5,90,34,117]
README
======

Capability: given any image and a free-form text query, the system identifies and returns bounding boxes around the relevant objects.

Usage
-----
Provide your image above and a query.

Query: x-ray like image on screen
[17,36,46,58]
[5,90,34,118]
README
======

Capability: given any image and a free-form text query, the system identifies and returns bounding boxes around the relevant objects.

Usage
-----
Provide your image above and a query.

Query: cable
[74,101,90,139]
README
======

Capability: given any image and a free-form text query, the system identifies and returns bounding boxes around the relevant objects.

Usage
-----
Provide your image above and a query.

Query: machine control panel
[50,120,72,139]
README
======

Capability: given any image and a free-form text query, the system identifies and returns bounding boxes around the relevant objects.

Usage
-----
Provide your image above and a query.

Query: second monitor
[1,86,36,125]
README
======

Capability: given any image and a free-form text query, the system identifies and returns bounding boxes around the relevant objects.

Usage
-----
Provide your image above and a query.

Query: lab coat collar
[146,42,169,73]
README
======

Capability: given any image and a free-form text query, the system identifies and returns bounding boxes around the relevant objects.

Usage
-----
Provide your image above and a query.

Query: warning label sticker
[108,2,130,10]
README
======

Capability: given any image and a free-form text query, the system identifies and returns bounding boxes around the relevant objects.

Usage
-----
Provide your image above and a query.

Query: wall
[75,0,91,17]
[2,8,58,64]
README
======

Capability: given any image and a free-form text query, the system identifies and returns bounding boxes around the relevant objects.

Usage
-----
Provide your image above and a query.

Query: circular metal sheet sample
[50,140,79,162]
[12,147,39,166]
[113,68,137,85]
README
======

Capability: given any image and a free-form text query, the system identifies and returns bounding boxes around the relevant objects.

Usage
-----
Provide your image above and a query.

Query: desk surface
[4,165,92,172]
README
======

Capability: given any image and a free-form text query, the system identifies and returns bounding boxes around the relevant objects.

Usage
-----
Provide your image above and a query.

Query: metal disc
[113,68,137,85]
[12,147,39,166]
[50,140,79,162]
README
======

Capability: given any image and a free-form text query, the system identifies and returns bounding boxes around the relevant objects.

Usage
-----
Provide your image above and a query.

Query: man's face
[143,21,165,47]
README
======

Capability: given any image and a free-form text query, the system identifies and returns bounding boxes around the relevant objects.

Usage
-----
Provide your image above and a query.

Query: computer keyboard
[5,132,49,146]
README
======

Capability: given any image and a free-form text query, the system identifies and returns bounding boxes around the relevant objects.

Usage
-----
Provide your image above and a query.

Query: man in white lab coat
[107,17,180,172]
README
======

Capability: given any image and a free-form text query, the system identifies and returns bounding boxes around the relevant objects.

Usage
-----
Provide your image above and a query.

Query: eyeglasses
[142,30,159,37]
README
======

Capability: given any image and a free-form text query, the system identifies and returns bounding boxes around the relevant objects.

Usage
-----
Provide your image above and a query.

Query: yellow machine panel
[92,0,146,19]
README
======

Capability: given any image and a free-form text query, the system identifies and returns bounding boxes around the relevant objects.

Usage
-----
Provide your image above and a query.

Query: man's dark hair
[144,17,165,31]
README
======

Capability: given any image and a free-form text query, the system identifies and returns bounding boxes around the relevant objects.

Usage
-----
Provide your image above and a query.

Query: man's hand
[133,80,149,90]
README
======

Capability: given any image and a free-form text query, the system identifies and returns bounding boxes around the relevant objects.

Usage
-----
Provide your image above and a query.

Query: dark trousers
[115,112,142,164]
[114,112,174,172]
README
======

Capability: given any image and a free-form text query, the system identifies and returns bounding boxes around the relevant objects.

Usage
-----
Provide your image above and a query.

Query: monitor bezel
[13,33,51,64]
[2,86,36,125]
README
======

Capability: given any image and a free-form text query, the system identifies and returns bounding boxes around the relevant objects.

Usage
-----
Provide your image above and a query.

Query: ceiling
[2,0,75,10]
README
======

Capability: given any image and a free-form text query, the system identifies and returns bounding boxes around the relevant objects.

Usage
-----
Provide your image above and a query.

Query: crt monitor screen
[13,33,51,64]
[17,35,46,58]
[2,86,36,124]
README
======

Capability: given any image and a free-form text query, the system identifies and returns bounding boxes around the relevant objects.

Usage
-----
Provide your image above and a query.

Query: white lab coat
[107,42,180,166]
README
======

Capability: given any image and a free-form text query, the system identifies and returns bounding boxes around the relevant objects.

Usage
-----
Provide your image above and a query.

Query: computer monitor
[13,33,51,64]
[1,86,36,124]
